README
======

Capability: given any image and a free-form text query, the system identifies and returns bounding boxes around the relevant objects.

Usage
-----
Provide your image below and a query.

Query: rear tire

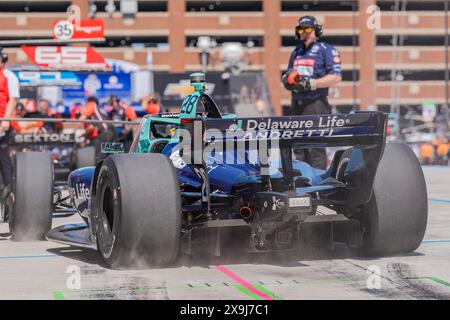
[76,146,96,168]
[92,153,181,269]
[9,152,53,241]
[359,143,428,256]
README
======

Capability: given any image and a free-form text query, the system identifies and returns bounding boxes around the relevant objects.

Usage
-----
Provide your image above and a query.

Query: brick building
[0,0,448,115]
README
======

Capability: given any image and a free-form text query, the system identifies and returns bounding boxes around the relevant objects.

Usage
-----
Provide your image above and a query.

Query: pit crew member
[0,49,19,201]
[282,15,342,169]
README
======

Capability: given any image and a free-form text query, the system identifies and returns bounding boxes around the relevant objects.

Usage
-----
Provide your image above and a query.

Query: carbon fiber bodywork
[47,73,388,254]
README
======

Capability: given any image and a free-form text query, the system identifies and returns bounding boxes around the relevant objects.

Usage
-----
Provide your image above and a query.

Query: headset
[295,15,323,39]
[0,47,8,64]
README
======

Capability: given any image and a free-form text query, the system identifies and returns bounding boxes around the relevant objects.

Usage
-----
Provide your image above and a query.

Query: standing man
[282,16,342,169]
[106,95,137,122]
[106,95,137,150]
[80,96,114,161]
[0,48,20,206]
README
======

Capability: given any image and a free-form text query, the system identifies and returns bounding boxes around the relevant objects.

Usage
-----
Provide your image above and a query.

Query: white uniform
[3,68,20,99]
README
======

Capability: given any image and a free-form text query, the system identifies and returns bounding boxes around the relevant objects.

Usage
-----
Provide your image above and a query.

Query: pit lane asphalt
[1,166,450,300]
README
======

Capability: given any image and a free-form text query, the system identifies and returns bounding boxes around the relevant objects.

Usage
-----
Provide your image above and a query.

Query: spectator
[10,102,44,133]
[106,95,137,150]
[80,96,114,161]
[420,142,434,165]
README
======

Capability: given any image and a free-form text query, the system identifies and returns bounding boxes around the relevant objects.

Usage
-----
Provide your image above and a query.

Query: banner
[61,72,131,105]
[14,71,81,86]
[21,46,109,69]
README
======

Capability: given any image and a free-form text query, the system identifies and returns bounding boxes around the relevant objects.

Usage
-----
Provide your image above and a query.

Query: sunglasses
[297,27,314,34]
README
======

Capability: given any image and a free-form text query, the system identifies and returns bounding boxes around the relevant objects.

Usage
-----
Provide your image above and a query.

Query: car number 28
[181,95,199,115]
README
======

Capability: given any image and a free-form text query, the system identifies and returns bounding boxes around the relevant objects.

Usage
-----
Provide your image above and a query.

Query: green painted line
[234,283,284,300]
[252,283,284,300]
[53,278,344,297]
[421,276,450,287]
[54,277,350,299]
[53,291,65,300]
[235,284,264,300]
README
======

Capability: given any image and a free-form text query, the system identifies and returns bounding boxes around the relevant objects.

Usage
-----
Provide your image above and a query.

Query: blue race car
[9,73,428,269]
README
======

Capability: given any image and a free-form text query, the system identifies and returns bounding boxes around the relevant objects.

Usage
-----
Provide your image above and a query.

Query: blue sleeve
[288,49,296,69]
[324,45,342,76]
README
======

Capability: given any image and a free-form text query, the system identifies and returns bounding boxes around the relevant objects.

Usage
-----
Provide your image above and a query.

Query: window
[282,0,358,12]
[0,1,71,12]
[94,1,167,12]
[377,36,449,46]
[186,1,262,12]
[92,36,168,48]
[378,70,446,81]
[137,0,167,12]
[187,36,263,47]
[282,35,358,47]
[342,70,359,82]
[377,1,444,11]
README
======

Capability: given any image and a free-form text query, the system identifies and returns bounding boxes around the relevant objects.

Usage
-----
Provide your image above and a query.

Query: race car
[8,126,96,180]
[8,73,428,269]
[0,126,96,224]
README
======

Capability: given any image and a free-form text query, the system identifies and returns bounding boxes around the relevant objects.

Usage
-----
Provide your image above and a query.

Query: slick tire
[10,152,53,241]
[359,143,428,256]
[76,146,96,168]
[92,154,181,269]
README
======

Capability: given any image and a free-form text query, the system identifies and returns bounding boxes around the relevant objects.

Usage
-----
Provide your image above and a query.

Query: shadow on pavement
[45,238,425,270]
[0,232,10,240]
[46,246,105,266]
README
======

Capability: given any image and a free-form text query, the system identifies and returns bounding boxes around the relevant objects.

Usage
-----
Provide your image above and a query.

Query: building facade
[0,0,448,115]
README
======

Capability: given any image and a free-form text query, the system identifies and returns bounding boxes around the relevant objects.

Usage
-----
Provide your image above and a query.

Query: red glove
[282,68,302,91]
[287,69,302,85]
[282,68,316,93]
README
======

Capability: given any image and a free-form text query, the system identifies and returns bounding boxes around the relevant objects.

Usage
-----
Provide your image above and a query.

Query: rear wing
[180,112,387,151]
[181,112,388,208]
[200,112,387,147]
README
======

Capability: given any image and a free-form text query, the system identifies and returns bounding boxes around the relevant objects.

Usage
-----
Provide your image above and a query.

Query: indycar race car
[7,73,428,269]
[0,126,97,223]
[8,127,96,180]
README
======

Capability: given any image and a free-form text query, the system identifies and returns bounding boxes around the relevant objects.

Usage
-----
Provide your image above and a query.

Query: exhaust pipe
[239,206,253,219]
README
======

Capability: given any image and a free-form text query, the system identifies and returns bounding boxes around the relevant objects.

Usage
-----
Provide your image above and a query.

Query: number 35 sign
[52,19,104,41]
